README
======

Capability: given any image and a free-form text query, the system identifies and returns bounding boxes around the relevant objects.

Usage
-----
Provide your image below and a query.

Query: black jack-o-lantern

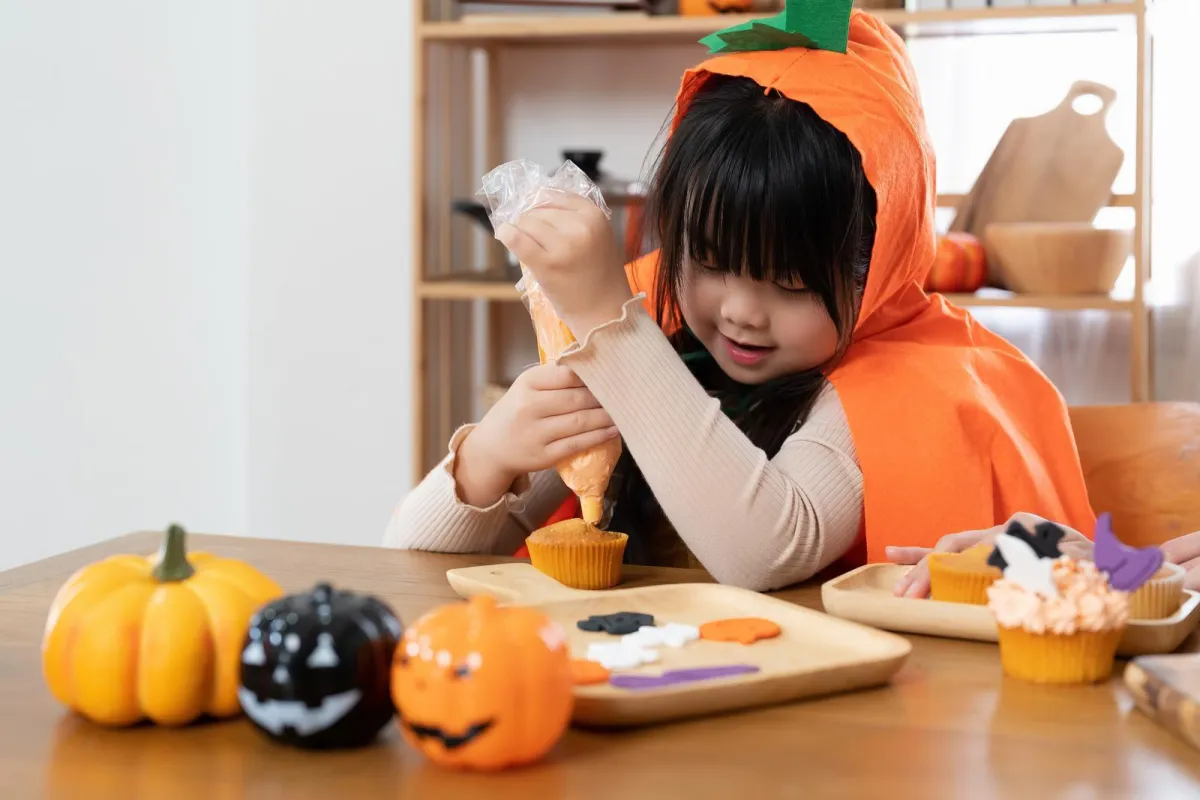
[238,583,402,749]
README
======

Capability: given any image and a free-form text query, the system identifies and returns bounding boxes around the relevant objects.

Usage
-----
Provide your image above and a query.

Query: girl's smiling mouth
[720,333,776,366]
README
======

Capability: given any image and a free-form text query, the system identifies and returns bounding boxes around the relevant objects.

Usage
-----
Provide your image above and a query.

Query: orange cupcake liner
[1127,563,1185,620]
[928,552,1001,605]
[526,533,627,590]
[996,625,1124,684]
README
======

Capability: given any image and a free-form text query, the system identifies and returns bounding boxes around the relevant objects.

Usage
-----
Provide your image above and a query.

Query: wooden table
[4,533,1200,799]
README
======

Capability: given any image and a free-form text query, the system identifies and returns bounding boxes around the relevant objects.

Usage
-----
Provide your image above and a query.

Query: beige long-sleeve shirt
[383,297,865,591]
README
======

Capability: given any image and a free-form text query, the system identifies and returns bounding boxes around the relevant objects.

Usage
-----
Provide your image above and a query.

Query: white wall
[0,1,251,570]
[1,1,415,569]
[247,1,414,546]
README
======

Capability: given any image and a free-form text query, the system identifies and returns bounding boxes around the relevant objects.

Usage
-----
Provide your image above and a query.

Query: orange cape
[624,10,1096,565]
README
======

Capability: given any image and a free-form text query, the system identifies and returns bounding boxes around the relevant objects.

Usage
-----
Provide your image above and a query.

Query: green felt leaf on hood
[700,0,854,55]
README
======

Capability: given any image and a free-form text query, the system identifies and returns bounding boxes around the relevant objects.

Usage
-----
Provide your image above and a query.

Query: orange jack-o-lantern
[390,594,573,771]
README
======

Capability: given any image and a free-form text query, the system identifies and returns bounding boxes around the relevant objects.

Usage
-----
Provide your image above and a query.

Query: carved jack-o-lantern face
[390,594,573,770]
[238,583,403,749]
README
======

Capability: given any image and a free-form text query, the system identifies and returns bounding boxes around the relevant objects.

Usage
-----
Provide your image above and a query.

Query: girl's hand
[495,191,633,335]
[887,512,1094,599]
[453,362,620,508]
[1160,531,1200,591]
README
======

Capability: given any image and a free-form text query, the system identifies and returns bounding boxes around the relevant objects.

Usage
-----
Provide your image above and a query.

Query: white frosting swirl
[986,557,1128,634]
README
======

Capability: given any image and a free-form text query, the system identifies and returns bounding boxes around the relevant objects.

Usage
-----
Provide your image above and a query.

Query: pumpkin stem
[151,523,196,582]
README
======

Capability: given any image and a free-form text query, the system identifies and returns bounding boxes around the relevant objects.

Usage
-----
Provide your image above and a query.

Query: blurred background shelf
[419,275,1135,311]
[420,2,1143,44]
[410,0,1156,478]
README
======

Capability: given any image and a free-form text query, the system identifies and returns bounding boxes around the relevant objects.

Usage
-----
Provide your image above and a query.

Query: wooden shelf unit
[421,3,1141,43]
[411,0,1156,480]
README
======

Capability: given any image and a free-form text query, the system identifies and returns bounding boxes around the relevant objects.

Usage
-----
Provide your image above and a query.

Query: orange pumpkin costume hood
[626,9,1097,563]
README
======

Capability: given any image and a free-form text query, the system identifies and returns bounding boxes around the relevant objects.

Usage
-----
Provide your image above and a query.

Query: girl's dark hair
[608,73,878,559]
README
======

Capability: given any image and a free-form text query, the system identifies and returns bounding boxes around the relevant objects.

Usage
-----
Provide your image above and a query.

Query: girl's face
[679,260,840,386]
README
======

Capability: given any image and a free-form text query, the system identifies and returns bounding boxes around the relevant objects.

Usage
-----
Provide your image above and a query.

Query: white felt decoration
[622,623,700,649]
[586,641,660,671]
[994,533,1059,598]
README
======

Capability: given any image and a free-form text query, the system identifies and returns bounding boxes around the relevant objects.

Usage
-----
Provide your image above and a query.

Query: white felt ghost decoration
[586,641,660,671]
[993,532,1059,598]
[622,623,700,649]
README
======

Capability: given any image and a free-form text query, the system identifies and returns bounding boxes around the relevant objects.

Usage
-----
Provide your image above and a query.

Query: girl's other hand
[495,191,633,334]
[1160,531,1200,591]
[453,363,620,509]
[886,512,1093,599]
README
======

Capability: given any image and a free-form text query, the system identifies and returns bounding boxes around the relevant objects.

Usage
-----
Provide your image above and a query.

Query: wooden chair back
[1068,402,1200,547]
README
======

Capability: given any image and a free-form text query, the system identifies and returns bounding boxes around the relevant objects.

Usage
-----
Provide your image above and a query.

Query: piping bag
[478,159,623,527]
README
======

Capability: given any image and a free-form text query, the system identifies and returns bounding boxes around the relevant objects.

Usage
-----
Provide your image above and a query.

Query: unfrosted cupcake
[928,542,1003,605]
[1091,512,1183,621]
[525,518,627,590]
[987,556,1128,684]
[1127,562,1185,620]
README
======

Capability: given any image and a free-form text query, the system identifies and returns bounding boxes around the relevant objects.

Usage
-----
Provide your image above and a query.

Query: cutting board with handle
[1125,654,1200,752]
[950,81,1125,285]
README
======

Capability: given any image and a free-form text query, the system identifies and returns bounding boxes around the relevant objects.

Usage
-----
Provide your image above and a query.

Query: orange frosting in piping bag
[521,262,622,524]
[478,159,623,527]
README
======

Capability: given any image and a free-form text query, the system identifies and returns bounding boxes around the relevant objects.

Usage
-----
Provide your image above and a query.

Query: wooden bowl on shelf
[983,222,1132,295]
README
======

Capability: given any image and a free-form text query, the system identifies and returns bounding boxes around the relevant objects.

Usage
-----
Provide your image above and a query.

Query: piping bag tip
[580,496,613,530]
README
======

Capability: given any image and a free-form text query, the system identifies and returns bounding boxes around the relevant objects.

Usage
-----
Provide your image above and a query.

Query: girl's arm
[559,298,864,591]
[383,424,570,556]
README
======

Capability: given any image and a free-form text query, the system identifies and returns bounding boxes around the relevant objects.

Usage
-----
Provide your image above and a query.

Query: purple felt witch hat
[1093,512,1164,592]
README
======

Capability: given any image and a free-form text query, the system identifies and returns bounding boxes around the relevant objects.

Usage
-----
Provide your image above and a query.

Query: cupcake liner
[1127,563,1185,620]
[996,625,1124,684]
[526,532,627,590]
[928,550,1001,605]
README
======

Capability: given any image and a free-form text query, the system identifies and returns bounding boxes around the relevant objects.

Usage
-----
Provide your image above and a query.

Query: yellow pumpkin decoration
[42,523,283,727]
[391,594,573,770]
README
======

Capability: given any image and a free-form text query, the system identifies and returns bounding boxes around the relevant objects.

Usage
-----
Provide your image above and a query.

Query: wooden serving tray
[446,563,912,729]
[1125,654,1200,751]
[821,563,1200,657]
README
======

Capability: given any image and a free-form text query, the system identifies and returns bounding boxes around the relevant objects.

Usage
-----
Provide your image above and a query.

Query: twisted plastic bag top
[476,158,614,362]
[478,158,611,230]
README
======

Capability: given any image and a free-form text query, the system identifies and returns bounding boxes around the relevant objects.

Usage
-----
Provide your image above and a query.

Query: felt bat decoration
[990,533,1060,599]
[1093,512,1164,592]
[986,519,1066,571]
[700,0,854,55]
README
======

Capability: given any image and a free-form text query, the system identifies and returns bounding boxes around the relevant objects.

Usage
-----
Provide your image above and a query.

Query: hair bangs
[660,95,865,300]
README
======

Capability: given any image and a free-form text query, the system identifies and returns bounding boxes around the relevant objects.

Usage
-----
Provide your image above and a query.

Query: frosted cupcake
[987,555,1128,684]
[525,518,627,590]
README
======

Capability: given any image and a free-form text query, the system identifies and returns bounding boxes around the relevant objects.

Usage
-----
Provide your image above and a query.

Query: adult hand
[1159,531,1200,591]
[887,512,1093,599]
[495,190,633,335]
[454,362,619,508]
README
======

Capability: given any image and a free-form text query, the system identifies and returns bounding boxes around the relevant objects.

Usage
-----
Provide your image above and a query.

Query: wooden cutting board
[1125,654,1200,751]
[949,81,1125,285]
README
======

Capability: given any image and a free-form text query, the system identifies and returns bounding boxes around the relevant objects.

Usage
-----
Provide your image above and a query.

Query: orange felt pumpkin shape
[390,594,573,770]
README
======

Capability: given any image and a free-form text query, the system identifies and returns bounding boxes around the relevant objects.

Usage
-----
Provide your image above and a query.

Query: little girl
[384,9,1097,591]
